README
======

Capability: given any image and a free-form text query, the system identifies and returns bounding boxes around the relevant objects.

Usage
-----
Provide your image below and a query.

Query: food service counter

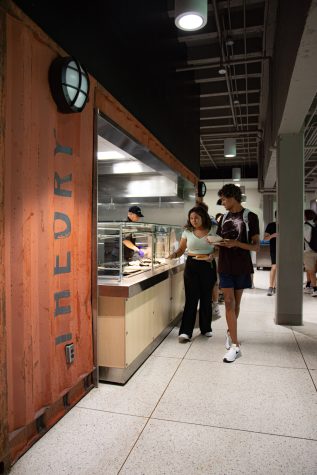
[98,260,185,384]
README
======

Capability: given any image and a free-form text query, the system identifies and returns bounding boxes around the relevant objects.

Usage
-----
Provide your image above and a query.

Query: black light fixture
[197,181,207,197]
[49,56,90,113]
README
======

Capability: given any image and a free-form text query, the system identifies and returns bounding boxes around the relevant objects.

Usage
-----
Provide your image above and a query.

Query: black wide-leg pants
[179,256,216,337]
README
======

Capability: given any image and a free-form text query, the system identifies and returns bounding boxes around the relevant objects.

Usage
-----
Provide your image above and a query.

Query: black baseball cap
[128,205,144,217]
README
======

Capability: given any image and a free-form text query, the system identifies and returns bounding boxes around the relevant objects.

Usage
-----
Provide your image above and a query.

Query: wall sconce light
[224,138,236,157]
[175,0,208,31]
[49,57,90,113]
[232,167,241,181]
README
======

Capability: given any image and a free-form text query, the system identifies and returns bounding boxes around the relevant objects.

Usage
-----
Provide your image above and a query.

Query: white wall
[305,191,317,213]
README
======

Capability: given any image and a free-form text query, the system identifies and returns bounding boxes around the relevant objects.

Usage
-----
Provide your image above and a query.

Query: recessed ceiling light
[225,36,234,46]
[174,0,208,31]
[218,65,227,75]
[97,151,125,160]
[177,13,204,30]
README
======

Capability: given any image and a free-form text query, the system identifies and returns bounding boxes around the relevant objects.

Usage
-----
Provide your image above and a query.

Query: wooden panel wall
[0,5,9,473]
[4,12,95,437]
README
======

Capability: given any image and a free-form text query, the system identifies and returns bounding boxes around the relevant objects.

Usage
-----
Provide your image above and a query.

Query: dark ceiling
[12,0,317,188]
[170,0,277,180]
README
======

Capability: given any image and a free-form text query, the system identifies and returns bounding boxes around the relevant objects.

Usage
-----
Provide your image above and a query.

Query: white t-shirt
[181,229,215,255]
[304,220,316,252]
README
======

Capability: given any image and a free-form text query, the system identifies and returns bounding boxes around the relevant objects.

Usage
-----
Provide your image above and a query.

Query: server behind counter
[123,206,145,260]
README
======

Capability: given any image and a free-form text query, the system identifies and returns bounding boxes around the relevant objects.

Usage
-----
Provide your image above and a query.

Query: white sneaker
[304,287,313,294]
[223,344,240,363]
[225,331,232,350]
[203,331,212,337]
[212,302,221,319]
[312,290,317,297]
[178,333,191,343]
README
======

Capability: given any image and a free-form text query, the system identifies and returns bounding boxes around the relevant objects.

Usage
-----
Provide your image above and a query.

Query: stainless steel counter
[98,260,185,298]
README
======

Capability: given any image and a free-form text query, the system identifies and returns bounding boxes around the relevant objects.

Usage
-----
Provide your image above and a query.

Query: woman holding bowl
[169,206,218,342]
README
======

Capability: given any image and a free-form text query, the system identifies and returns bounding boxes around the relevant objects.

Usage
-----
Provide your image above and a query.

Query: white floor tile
[310,369,317,387]
[152,359,317,439]
[10,407,146,475]
[121,419,317,475]
[293,333,317,369]
[186,331,306,368]
[77,355,180,417]
[151,327,193,358]
[9,268,317,474]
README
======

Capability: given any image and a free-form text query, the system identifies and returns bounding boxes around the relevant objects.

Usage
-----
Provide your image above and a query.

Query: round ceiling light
[175,0,208,31]
[218,64,227,75]
[225,36,234,46]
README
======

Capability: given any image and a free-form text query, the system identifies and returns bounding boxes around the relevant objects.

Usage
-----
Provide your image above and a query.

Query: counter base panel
[98,266,185,384]
[99,313,181,385]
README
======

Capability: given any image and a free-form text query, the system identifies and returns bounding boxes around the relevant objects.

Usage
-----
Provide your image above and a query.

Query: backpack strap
[222,211,229,224]
[243,208,250,240]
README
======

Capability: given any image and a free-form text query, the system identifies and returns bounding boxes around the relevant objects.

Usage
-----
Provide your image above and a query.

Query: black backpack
[305,222,317,252]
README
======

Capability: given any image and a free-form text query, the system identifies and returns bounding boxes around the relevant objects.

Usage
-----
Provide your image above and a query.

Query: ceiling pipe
[212,0,238,129]
[200,137,218,168]
[176,55,271,73]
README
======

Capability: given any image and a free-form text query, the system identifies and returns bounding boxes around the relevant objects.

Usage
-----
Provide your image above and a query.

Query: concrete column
[276,132,303,325]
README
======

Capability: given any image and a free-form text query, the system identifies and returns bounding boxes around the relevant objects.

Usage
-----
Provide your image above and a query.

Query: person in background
[168,206,217,342]
[214,184,260,363]
[123,206,145,260]
[303,209,317,297]
[264,211,278,296]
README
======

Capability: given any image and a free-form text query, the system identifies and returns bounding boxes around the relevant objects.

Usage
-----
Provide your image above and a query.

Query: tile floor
[10,270,317,475]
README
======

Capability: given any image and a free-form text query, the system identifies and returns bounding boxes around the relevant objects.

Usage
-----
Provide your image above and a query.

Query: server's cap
[128,205,144,217]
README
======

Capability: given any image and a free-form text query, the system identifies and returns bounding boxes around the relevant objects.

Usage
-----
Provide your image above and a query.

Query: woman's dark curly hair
[184,206,212,230]
[218,184,242,203]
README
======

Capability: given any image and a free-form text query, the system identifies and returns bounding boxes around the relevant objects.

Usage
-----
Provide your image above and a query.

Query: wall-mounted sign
[49,56,90,113]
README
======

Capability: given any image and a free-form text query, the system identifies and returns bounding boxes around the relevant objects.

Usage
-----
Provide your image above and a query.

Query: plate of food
[193,254,210,260]
[206,235,225,243]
